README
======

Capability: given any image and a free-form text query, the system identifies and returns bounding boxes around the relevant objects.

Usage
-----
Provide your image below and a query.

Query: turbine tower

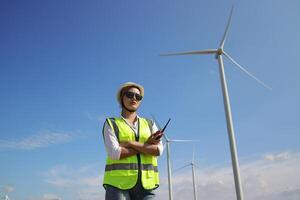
[160,6,271,200]
[152,116,199,200]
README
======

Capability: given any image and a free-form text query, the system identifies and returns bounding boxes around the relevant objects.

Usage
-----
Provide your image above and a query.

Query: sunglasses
[124,91,143,101]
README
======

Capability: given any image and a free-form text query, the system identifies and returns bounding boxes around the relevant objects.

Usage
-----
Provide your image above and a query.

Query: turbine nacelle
[215,48,224,59]
[217,48,224,55]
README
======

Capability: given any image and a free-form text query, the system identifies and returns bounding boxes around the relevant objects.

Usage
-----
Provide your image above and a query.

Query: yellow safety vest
[103,117,159,190]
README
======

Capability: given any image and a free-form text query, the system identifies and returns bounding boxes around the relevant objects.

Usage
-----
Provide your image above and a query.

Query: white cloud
[42,164,104,200]
[264,151,290,161]
[27,193,62,200]
[41,151,300,200]
[0,130,78,150]
[155,151,300,200]
[43,193,62,200]
[4,186,14,193]
[1,185,14,193]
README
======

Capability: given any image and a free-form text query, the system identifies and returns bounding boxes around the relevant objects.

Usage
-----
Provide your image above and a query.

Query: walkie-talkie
[155,118,171,140]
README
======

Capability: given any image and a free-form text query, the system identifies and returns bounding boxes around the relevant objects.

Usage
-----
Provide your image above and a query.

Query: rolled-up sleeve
[152,122,164,156]
[103,121,122,160]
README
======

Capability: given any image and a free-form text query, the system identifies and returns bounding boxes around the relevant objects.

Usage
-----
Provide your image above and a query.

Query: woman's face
[122,87,142,112]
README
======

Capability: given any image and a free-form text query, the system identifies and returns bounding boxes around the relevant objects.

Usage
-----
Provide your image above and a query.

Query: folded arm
[119,147,139,159]
[103,120,163,160]
[120,131,163,156]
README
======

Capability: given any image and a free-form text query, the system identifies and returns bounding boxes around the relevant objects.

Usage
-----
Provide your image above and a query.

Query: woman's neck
[121,109,137,125]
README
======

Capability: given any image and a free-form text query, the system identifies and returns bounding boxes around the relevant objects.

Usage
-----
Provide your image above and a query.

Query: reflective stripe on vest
[103,117,159,190]
[105,163,158,172]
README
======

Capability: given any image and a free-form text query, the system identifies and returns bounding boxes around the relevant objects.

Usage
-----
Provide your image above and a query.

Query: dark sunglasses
[124,91,143,101]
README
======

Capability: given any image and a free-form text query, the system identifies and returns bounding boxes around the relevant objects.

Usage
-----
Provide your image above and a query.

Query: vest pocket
[145,170,155,179]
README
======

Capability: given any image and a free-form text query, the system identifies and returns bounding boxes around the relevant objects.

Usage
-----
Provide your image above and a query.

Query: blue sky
[1,0,300,199]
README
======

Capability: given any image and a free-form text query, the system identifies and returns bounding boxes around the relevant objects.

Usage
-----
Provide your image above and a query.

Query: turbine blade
[163,141,166,148]
[160,49,217,56]
[220,5,234,48]
[169,139,200,142]
[173,164,191,173]
[223,51,272,90]
[150,114,161,129]
[163,134,170,141]
[194,163,200,170]
[150,114,169,141]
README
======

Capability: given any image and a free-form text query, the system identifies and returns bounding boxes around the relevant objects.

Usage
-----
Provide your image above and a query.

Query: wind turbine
[173,147,198,200]
[152,115,200,200]
[160,6,271,200]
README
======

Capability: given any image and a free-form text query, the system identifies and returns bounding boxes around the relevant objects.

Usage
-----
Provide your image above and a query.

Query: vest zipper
[121,117,141,179]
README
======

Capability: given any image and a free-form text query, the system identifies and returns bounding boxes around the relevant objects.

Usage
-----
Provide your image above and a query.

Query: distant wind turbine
[160,6,271,200]
[174,147,198,200]
[152,115,200,200]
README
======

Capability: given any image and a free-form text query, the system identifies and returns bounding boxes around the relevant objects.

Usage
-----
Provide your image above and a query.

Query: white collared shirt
[103,116,164,160]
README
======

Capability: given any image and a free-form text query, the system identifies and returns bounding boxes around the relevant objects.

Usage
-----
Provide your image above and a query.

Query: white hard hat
[116,82,144,104]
